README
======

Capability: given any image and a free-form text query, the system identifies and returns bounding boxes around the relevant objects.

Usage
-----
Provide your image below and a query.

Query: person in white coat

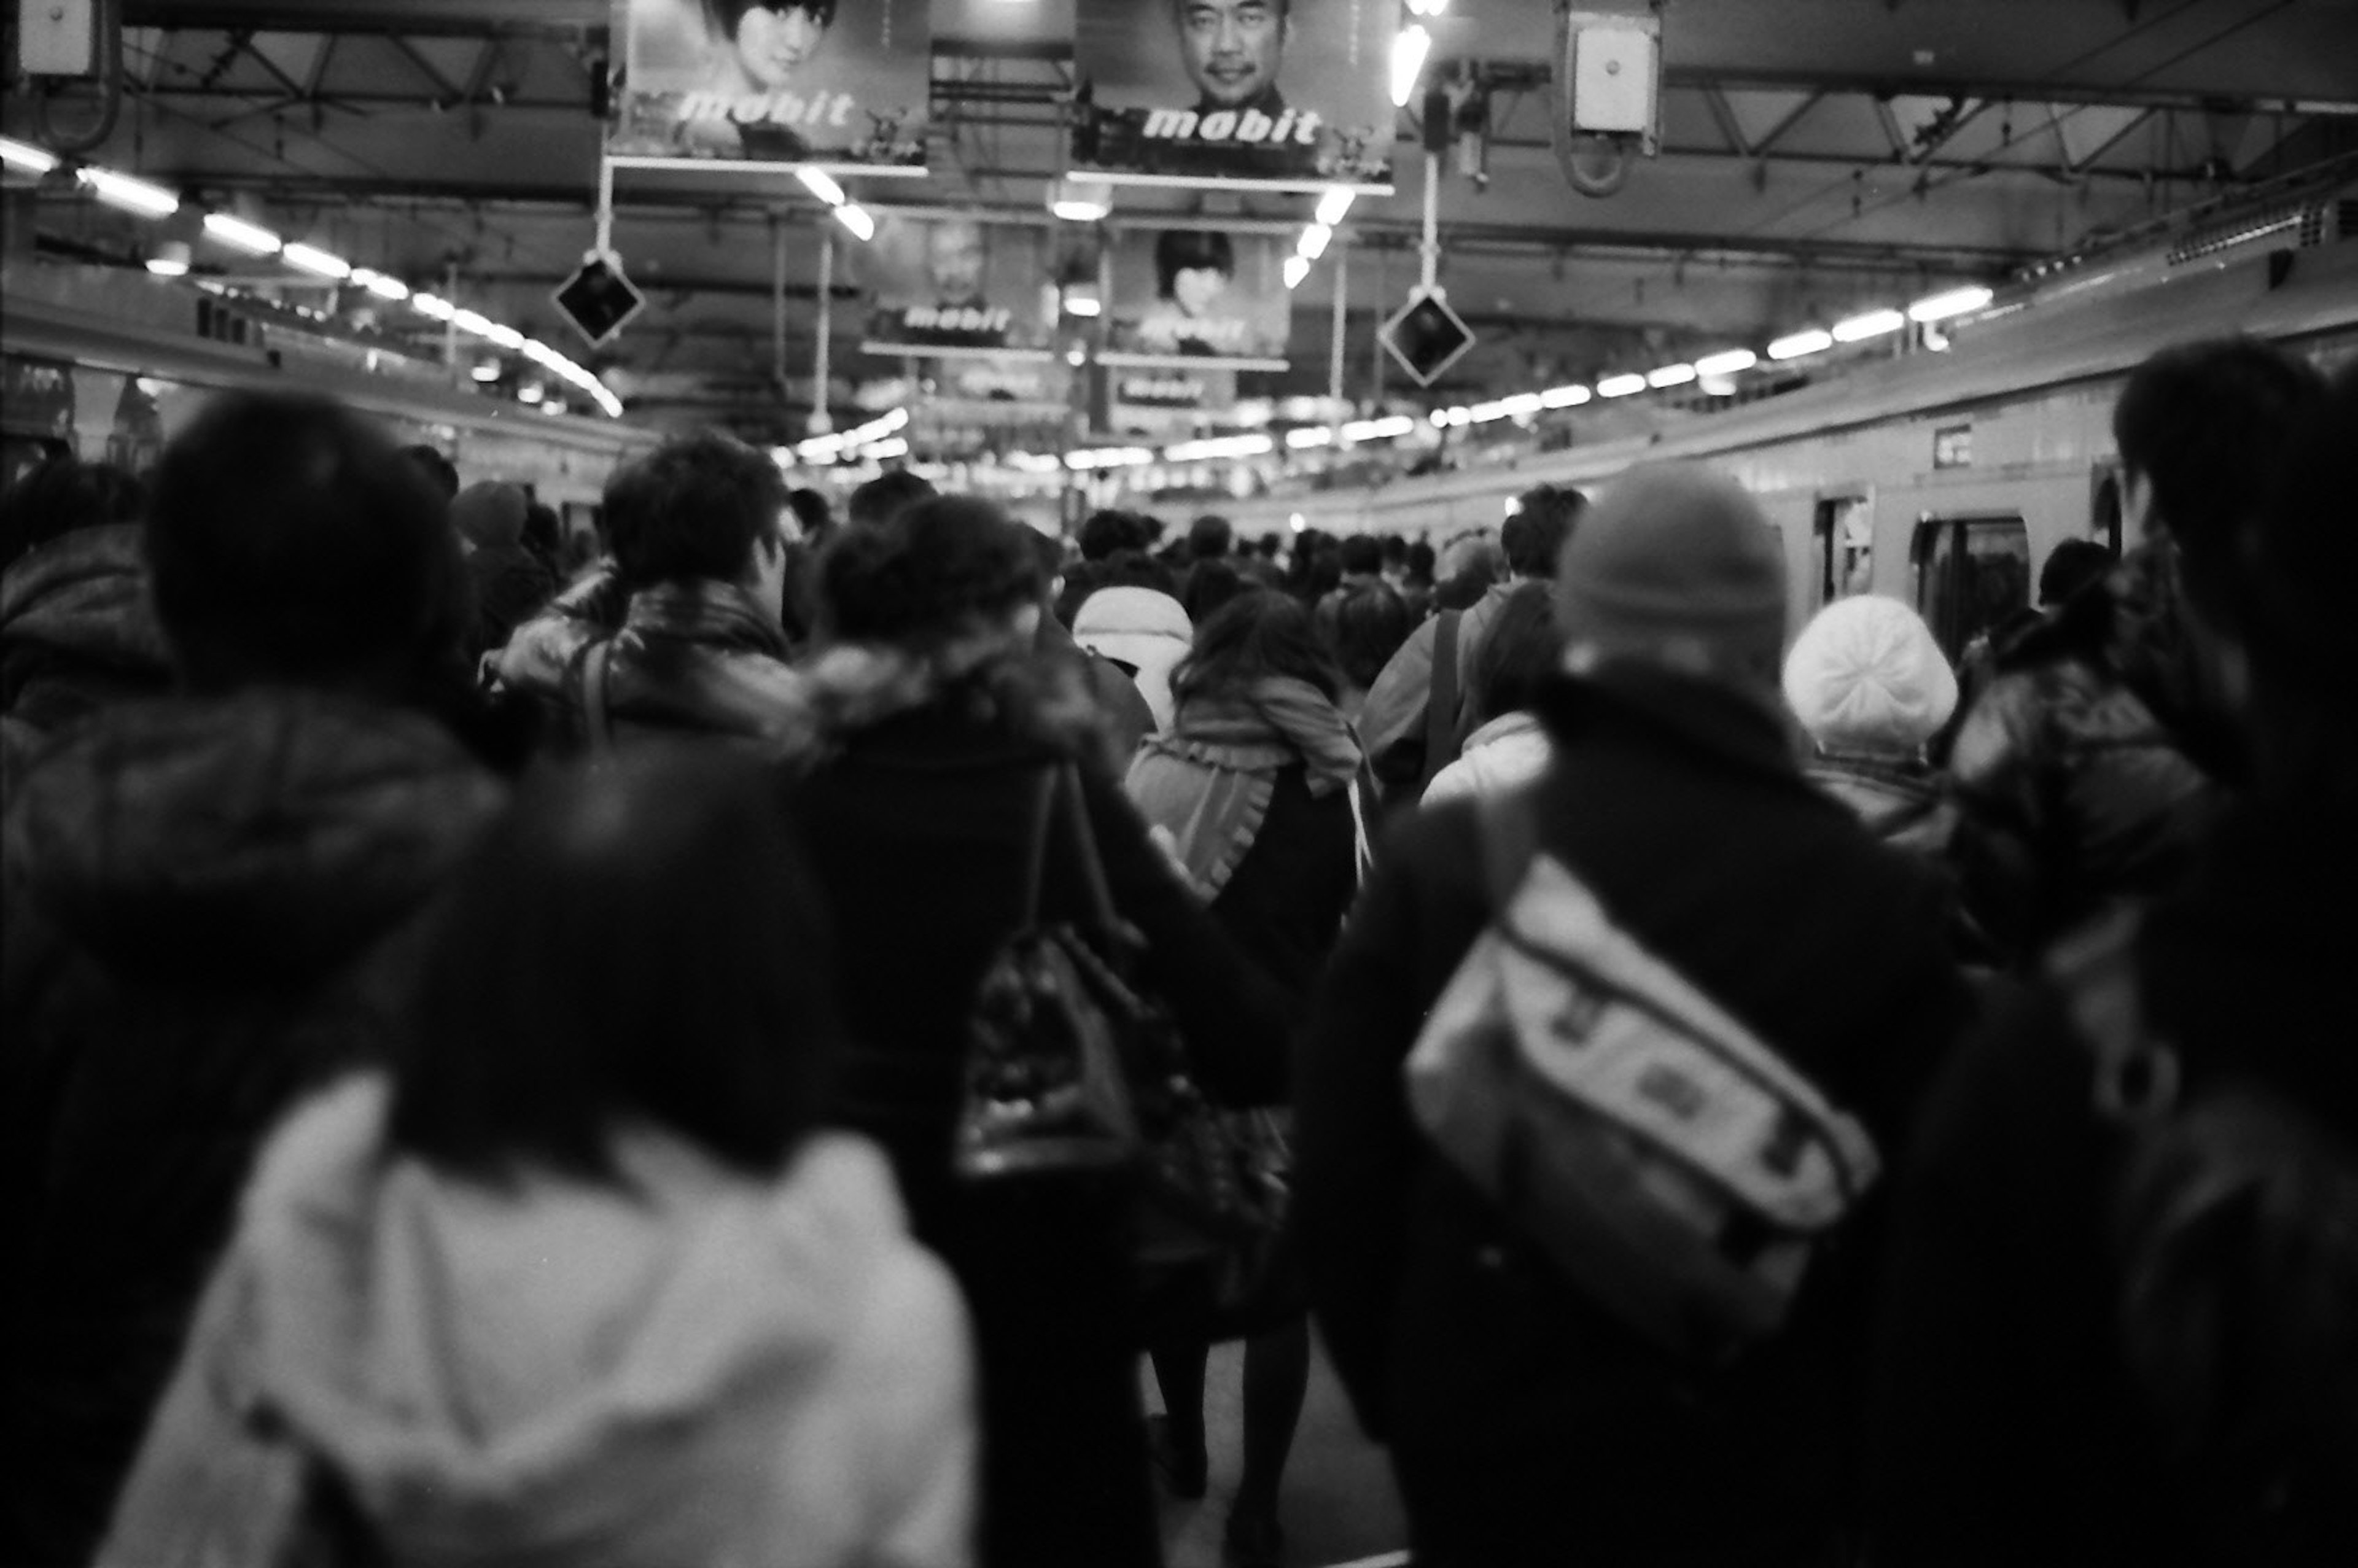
[100,750,975,1568]
[1422,581,1562,807]
[1073,583,1194,732]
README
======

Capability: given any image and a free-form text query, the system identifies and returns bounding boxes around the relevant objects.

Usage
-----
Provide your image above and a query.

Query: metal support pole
[809,228,833,435]
[594,157,615,258]
[1328,234,1350,415]
[1420,150,1442,294]
[770,212,787,391]
[442,259,459,370]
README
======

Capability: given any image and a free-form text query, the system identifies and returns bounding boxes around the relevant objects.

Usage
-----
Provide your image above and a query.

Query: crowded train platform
[4,2,2356,1565]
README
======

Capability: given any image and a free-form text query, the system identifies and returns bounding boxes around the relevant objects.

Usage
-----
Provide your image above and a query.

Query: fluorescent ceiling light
[1694,348,1757,376]
[1297,223,1332,260]
[1283,255,1311,290]
[1052,198,1106,221]
[1470,400,1509,422]
[1647,363,1697,389]
[83,168,180,218]
[1444,406,1472,427]
[357,270,410,301]
[1831,307,1905,343]
[280,242,349,279]
[1406,0,1452,14]
[145,255,189,277]
[203,212,281,253]
[517,382,543,404]
[865,437,909,460]
[1391,25,1431,109]
[1907,284,1994,323]
[796,166,844,206]
[1768,328,1833,360]
[1597,373,1647,397]
[1285,427,1334,448]
[1539,384,1590,408]
[832,203,875,241]
[480,322,526,351]
[470,361,501,382]
[1,136,60,175]
[1051,176,1111,222]
[451,308,497,336]
[1501,392,1544,416]
[1064,295,1101,317]
[1315,187,1355,227]
[411,293,456,320]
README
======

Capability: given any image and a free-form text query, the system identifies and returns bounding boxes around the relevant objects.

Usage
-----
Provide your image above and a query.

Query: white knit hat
[1781,595,1958,755]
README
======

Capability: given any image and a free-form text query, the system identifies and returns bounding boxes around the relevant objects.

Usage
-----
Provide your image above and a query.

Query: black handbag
[953,764,1286,1332]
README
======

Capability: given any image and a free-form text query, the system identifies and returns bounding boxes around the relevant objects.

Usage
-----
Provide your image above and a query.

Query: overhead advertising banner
[1073,0,1395,192]
[1103,227,1291,370]
[1105,365,1236,439]
[858,214,1060,358]
[608,0,928,173]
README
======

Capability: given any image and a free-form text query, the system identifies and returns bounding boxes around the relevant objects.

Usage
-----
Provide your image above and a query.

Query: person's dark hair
[787,486,833,541]
[822,494,1046,645]
[521,500,562,567]
[1256,534,1282,559]
[846,469,936,531]
[603,430,786,589]
[1379,534,1407,569]
[1181,558,1249,624]
[1331,581,1412,692]
[145,392,461,689]
[2038,538,2113,607]
[397,444,459,502]
[1093,546,1178,598]
[1502,484,1585,576]
[1187,513,1233,560]
[389,748,840,1186]
[1339,535,1383,577]
[704,0,836,40]
[1171,589,1342,708]
[1404,539,1436,585]
[1469,580,1565,723]
[0,454,144,572]
[2113,338,2325,623]
[1154,229,1237,300]
[1078,508,1154,562]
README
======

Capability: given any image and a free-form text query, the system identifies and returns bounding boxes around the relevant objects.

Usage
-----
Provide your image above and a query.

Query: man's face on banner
[927,221,989,305]
[734,4,828,92]
[1174,0,1286,109]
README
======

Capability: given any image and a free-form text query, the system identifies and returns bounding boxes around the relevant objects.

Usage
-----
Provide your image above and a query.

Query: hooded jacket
[1071,586,1192,732]
[0,689,504,1567]
[1421,710,1552,807]
[100,1078,975,1568]
[0,523,172,795]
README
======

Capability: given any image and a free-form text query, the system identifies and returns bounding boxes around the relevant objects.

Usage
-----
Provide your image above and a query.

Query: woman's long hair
[1169,589,1343,709]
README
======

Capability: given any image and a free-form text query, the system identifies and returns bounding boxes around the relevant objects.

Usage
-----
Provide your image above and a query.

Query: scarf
[1126,677,1364,899]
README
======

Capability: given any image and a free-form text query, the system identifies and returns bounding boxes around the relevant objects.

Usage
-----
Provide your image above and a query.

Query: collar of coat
[1535,662,1805,785]
[623,580,790,659]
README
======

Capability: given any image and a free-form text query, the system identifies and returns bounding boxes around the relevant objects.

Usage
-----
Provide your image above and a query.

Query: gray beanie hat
[1552,461,1788,691]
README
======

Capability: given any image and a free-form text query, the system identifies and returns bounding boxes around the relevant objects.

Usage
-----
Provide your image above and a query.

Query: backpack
[2052,914,2358,1559]
[1403,789,1881,1368]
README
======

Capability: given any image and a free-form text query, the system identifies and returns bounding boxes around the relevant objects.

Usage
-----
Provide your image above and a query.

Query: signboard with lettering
[1103,227,1290,370]
[607,0,928,173]
[858,214,1059,359]
[1072,0,1393,192]
[1106,366,1234,437]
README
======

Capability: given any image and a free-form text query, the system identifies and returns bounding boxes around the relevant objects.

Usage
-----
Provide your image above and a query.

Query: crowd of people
[1,333,2349,1568]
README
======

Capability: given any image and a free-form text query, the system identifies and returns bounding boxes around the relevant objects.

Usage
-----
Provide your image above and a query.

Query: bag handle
[577,638,617,753]
[1418,608,1464,794]
[1018,766,1060,928]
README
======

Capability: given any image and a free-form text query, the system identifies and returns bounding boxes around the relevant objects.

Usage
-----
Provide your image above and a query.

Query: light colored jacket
[1421,710,1553,807]
[101,1076,975,1568]
[1072,586,1193,732]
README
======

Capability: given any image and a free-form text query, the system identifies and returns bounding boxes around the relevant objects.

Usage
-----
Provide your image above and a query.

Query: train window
[1812,495,1875,607]
[1912,513,2031,664]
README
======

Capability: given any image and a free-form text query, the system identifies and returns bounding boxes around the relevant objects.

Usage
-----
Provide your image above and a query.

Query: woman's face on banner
[734,4,827,90]
[1173,264,1230,317]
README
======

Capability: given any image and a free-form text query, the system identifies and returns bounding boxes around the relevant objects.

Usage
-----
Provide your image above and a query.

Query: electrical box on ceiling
[1560,9,1660,149]
[18,0,101,77]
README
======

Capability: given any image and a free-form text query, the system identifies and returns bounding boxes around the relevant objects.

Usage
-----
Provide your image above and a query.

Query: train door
[1809,490,1874,610]
[1912,512,2032,664]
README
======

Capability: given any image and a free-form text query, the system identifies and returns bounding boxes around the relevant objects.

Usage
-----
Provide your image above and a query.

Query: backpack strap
[580,638,616,753]
[1419,609,1464,795]
[2049,907,2180,1124]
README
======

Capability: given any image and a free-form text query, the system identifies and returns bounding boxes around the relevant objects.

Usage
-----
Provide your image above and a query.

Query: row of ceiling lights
[2,134,624,418]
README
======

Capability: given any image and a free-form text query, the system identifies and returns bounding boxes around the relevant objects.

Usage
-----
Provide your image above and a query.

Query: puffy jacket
[101,1078,975,1568]
[0,689,504,1567]
[0,523,171,797]
[1071,586,1191,732]
[1421,711,1552,807]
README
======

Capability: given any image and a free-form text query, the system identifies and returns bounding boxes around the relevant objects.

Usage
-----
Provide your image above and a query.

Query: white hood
[1072,586,1193,731]
[1422,711,1553,807]
[142,1077,974,1567]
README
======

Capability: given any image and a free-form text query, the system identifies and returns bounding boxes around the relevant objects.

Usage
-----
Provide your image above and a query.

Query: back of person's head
[1256,534,1281,559]
[822,493,1045,647]
[1095,546,1178,598]
[1555,462,1786,694]
[2114,338,2326,618]
[1181,557,1248,624]
[1436,530,1504,585]
[521,500,562,567]
[451,481,529,553]
[603,430,786,589]
[1469,581,1565,724]
[1172,588,1341,707]
[145,392,459,690]
[389,748,840,1186]
[1781,594,1958,757]
[1380,534,1408,570]
[1503,484,1586,577]
[1339,534,1384,577]
[787,486,833,543]
[1187,513,1233,560]
[846,469,935,532]
[2038,537,2114,607]
[1078,508,1153,562]
[0,453,145,572]
[1405,538,1436,583]
[1332,575,1414,693]
[397,444,459,502]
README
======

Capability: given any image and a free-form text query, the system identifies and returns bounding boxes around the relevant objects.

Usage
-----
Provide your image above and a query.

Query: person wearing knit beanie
[1552,461,1787,697]
[1782,596,1958,759]
[450,481,528,555]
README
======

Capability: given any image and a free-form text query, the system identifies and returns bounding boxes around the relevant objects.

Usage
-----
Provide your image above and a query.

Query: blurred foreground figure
[1869,365,2358,1566]
[1296,462,1966,1567]
[100,750,975,1568]
[1,392,506,1567]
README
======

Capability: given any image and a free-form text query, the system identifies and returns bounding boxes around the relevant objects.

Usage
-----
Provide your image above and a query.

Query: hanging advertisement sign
[1072,0,1395,192]
[1105,365,1235,438]
[858,214,1061,358]
[607,0,928,173]
[1103,227,1290,370]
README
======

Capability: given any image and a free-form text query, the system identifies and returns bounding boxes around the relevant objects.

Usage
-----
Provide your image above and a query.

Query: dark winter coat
[781,677,1292,1568]
[1867,807,2358,1567]
[0,524,171,798]
[459,541,557,664]
[1293,666,1969,1567]
[0,689,504,1568]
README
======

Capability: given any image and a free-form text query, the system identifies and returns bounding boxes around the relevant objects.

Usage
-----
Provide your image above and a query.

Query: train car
[1221,223,2358,661]
[0,260,657,538]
